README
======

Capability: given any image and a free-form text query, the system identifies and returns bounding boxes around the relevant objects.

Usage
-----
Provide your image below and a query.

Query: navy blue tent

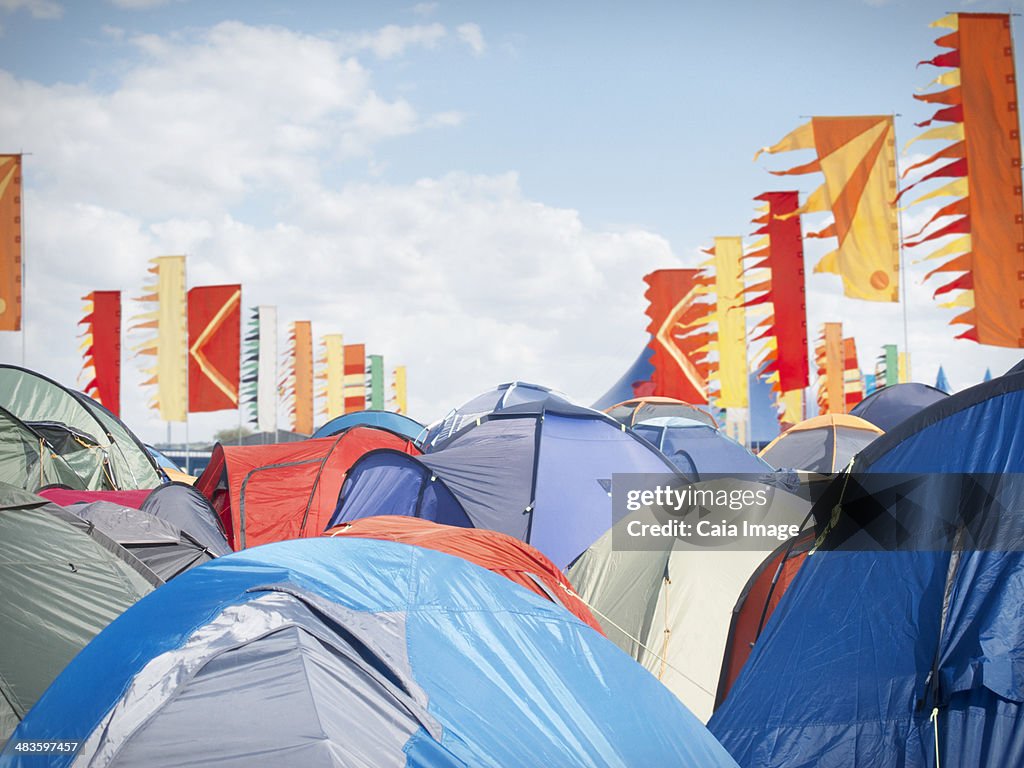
[848,382,949,432]
[6,538,738,767]
[709,374,1024,767]
[632,417,773,479]
[312,410,425,442]
[591,345,655,411]
[330,401,680,569]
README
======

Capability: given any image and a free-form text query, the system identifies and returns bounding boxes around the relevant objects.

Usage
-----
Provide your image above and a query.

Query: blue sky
[0,0,1021,442]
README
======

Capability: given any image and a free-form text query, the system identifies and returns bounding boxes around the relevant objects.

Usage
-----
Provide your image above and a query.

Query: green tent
[0,484,161,741]
[0,406,92,491]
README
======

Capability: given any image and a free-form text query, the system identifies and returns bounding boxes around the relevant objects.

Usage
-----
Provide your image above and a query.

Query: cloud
[411,2,438,16]
[0,0,62,19]
[345,22,446,60]
[456,22,485,56]
[108,0,177,9]
[0,20,678,442]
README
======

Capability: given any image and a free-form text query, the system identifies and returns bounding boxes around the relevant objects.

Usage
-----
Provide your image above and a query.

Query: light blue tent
[631,417,773,479]
[312,409,425,442]
[710,374,1024,767]
[6,538,738,767]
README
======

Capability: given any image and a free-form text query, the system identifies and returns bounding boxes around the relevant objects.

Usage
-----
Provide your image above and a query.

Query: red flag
[643,270,711,403]
[80,290,121,416]
[187,284,241,413]
[343,344,366,413]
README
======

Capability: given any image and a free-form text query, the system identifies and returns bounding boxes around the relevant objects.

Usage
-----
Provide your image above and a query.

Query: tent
[67,501,216,580]
[632,417,774,478]
[758,413,883,473]
[568,481,811,722]
[848,382,949,432]
[195,427,421,549]
[0,483,159,741]
[710,373,1024,766]
[312,409,425,442]
[591,345,656,410]
[325,515,602,632]
[420,381,577,449]
[330,401,680,569]
[0,365,161,490]
[0,406,89,491]
[605,396,718,429]
[6,538,739,767]
[38,483,231,557]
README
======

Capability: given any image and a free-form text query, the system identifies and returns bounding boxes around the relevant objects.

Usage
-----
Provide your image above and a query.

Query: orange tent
[325,515,603,634]
[604,396,718,428]
[758,413,883,473]
[195,427,420,550]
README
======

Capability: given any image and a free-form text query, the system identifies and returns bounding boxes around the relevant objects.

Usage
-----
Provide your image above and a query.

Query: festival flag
[368,354,384,410]
[883,344,899,386]
[241,306,278,433]
[79,291,121,416]
[643,269,713,403]
[131,256,187,422]
[187,284,241,413]
[709,237,748,409]
[318,334,345,420]
[343,343,367,413]
[843,337,864,410]
[284,321,313,434]
[0,155,22,331]
[392,365,408,414]
[744,191,810,396]
[904,13,1024,347]
[815,322,845,414]
[757,116,900,302]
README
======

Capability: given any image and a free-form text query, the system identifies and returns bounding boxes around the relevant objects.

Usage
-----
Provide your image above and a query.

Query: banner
[0,155,21,331]
[712,236,748,408]
[392,365,408,414]
[643,269,712,403]
[343,343,366,413]
[843,337,863,410]
[319,334,345,420]
[79,291,121,416]
[757,116,900,302]
[816,322,845,414]
[904,13,1024,347]
[368,354,384,410]
[241,306,278,433]
[285,321,313,434]
[187,284,241,413]
[132,255,187,422]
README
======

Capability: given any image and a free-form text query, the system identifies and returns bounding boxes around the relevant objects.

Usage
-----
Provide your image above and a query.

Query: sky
[0,0,1022,444]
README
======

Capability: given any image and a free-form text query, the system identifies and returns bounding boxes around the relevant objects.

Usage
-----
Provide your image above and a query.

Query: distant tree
[214,425,254,444]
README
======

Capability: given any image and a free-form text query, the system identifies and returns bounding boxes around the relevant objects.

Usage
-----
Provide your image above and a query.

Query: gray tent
[140,482,231,556]
[0,484,160,742]
[68,501,216,580]
[0,406,90,491]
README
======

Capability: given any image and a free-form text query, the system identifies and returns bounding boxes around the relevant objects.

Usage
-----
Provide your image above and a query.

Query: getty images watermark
[611,473,810,551]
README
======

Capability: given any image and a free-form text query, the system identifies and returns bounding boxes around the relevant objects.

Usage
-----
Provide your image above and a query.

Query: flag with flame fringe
[79,291,121,416]
[187,284,241,414]
[392,365,408,414]
[343,344,367,413]
[131,256,187,422]
[368,354,384,410]
[744,192,810,398]
[0,155,22,331]
[843,337,864,410]
[815,323,845,414]
[643,269,712,404]
[241,306,277,433]
[318,334,345,420]
[757,116,900,302]
[901,13,1024,347]
[283,321,313,434]
[698,237,748,409]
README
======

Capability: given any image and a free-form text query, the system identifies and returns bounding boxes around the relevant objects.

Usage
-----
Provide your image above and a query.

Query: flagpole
[892,113,913,381]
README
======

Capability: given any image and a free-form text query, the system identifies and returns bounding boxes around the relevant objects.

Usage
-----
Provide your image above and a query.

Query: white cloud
[456,22,485,56]
[412,2,438,17]
[0,21,678,443]
[0,0,62,19]
[345,22,446,60]
[108,0,177,8]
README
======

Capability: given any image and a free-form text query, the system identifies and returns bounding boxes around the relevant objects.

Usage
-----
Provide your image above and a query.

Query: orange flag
[187,284,241,413]
[0,155,22,331]
[286,321,314,434]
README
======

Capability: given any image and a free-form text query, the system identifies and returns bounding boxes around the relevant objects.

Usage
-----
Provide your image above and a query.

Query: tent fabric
[0,365,161,490]
[420,381,579,449]
[6,538,739,767]
[632,417,774,478]
[312,409,425,442]
[848,381,949,432]
[325,515,603,632]
[605,396,719,428]
[709,374,1024,767]
[140,482,231,556]
[332,410,680,570]
[758,413,882,473]
[67,501,215,580]
[0,483,159,742]
[568,482,811,723]
[194,427,421,550]
[591,345,656,411]
[0,406,89,492]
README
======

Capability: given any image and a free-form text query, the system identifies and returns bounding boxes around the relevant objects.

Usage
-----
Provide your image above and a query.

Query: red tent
[325,515,603,634]
[195,427,420,550]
